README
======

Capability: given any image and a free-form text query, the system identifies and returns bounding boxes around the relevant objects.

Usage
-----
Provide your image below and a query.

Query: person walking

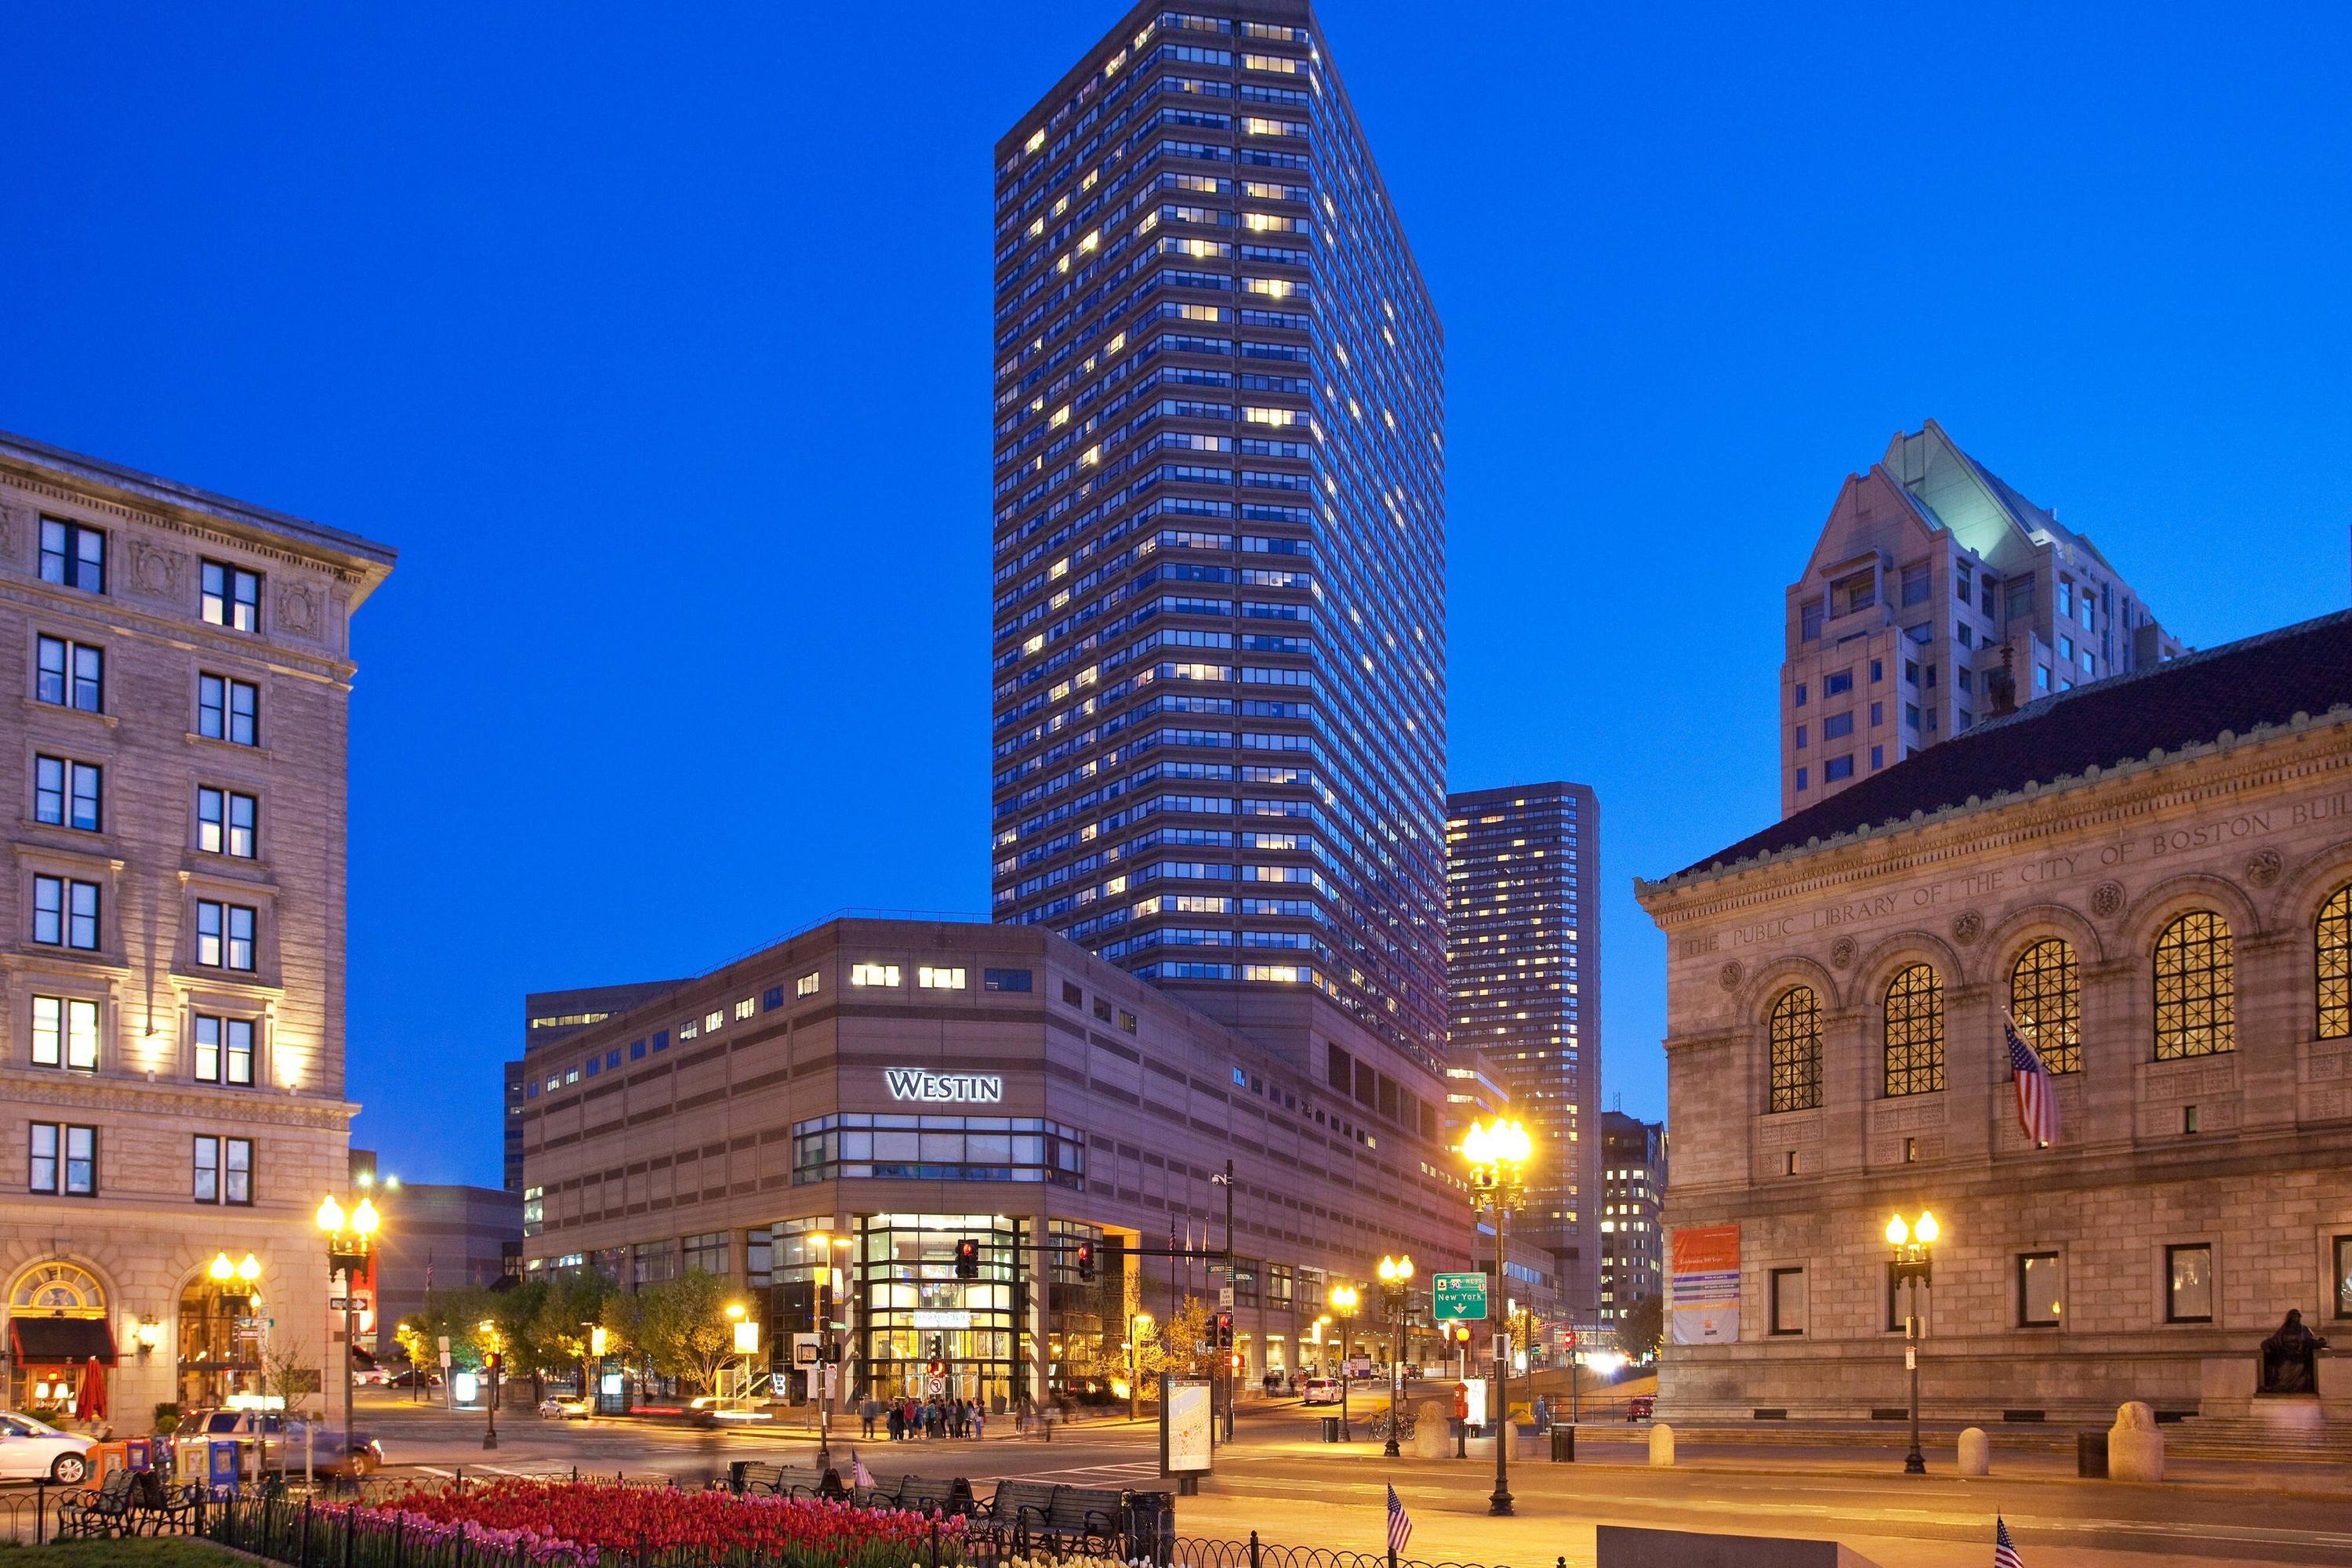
[861,1395,879,1439]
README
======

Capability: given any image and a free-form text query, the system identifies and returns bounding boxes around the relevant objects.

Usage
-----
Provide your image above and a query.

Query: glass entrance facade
[856,1214,1020,1409]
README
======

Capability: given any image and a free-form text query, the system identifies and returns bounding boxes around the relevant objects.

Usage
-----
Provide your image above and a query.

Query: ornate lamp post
[314,1194,379,1447]
[476,1318,503,1450]
[1461,1116,1533,1518]
[1327,1283,1360,1440]
[1127,1311,1154,1423]
[1377,1255,1414,1457]
[1885,1210,1940,1475]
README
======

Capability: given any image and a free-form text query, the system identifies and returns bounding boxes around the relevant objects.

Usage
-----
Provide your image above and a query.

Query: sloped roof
[1665,609,2352,884]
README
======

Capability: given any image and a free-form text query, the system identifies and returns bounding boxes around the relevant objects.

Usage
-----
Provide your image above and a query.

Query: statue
[2259,1309,2328,1395]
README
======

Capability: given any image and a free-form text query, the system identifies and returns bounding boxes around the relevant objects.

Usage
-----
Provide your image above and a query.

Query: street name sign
[1433,1272,1488,1321]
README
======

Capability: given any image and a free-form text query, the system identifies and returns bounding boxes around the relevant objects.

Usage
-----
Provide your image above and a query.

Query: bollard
[2107,1402,2165,1483]
[1647,1422,1676,1467]
[1957,1427,1990,1477]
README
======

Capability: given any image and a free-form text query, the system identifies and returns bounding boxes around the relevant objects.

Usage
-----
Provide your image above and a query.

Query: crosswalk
[968,1460,1163,1487]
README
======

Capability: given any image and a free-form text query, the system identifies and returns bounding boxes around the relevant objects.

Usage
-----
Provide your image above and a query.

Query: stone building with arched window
[1638,608,2352,1424]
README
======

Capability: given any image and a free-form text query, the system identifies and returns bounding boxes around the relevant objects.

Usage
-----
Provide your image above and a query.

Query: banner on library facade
[1668,1225,1741,1345]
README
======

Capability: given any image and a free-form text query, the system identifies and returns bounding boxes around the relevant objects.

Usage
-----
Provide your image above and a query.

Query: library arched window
[2153,910,2235,1060]
[1767,987,1822,1113]
[2318,885,2352,1041]
[1882,964,1944,1098]
[2009,938,2081,1075]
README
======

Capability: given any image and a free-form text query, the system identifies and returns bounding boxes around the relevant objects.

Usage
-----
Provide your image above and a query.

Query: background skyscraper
[1446,782,1601,1318]
[989,1,1447,1073]
[1778,420,2182,818]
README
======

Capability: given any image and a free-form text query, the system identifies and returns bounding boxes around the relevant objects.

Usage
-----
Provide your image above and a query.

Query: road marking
[971,1461,1163,1485]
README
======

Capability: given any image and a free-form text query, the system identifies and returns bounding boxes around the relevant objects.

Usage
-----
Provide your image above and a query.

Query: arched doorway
[178,1272,264,1410]
[6,1261,114,1420]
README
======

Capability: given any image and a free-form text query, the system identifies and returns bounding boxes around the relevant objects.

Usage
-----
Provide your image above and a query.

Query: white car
[0,1410,95,1483]
[1301,1377,1344,1406]
[539,1396,591,1421]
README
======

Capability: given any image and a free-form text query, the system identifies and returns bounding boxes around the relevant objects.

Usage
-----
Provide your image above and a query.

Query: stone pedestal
[2108,1401,2165,1483]
[1649,1423,1676,1467]
[1956,1427,1989,1476]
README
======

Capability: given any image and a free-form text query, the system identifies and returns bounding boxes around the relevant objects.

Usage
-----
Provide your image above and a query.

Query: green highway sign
[1433,1272,1488,1322]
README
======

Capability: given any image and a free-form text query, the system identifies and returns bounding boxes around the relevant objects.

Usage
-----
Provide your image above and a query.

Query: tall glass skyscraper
[989,2,1447,1073]
[1446,782,1601,1317]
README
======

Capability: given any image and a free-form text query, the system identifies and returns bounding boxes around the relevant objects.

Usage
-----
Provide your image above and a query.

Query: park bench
[56,1470,139,1538]
[863,1474,977,1516]
[733,1461,848,1501]
[984,1480,1126,1555]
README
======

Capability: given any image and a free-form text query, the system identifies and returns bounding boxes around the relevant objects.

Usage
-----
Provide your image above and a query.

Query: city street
[353,1393,2352,1568]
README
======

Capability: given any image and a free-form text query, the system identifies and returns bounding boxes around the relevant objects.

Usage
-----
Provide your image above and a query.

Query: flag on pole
[2004,1013,2060,1147]
[851,1450,874,1490]
[1994,1514,2024,1567]
[1385,1483,1413,1557]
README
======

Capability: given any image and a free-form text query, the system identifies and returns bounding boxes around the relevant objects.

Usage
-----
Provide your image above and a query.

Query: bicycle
[1366,1407,1417,1440]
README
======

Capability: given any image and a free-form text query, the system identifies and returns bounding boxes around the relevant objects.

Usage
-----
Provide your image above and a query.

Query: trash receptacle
[1551,1425,1576,1463]
[2077,1430,2108,1478]
[1320,1415,1342,1443]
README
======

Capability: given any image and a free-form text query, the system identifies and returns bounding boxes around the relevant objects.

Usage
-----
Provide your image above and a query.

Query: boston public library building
[517,916,1467,1410]
[1639,610,2352,1425]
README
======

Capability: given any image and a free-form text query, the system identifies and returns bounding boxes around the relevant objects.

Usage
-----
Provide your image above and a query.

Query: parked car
[1301,1377,1343,1406]
[351,1367,390,1386]
[387,1368,444,1389]
[0,1410,95,1483]
[1626,1395,1655,1421]
[169,1410,385,1476]
[539,1396,591,1421]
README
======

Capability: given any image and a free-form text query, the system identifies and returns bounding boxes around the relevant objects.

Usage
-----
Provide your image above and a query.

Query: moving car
[1301,1377,1344,1406]
[1626,1395,1655,1421]
[538,1396,590,1420]
[170,1410,384,1477]
[0,1410,95,1483]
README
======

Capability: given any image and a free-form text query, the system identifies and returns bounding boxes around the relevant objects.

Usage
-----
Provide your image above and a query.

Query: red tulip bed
[365,1479,976,1568]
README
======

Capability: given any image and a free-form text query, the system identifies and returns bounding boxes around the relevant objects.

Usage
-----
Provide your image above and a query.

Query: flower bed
[371,1479,973,1568]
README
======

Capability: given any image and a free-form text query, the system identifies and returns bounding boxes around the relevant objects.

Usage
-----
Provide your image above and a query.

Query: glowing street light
[1328,1283,1361,1440]
[1377,1255,1415,1457]
[1459,1117,1533,1517]
[1886,1210,1941,1475]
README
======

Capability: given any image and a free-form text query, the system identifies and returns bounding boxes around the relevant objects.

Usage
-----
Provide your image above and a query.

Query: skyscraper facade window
[989,0,1447,1073]
[1445,782,1600,1317]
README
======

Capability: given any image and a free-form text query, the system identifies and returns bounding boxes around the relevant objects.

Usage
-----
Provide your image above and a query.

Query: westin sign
[884,1069,1004,1105]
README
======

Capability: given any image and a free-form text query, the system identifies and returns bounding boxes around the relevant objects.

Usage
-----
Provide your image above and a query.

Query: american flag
[1994,1514,2025,1567]
[2004,1013,2059,1148]
[1385,1483,1413,1558]
[851,1451,874,1490]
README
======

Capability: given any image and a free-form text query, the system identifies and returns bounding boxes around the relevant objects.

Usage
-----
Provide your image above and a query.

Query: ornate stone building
[0,432,394,1433]
[1639,609,2352,1423]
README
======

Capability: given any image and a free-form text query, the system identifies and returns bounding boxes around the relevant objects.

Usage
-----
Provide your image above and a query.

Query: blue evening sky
[5,4,2347,1186]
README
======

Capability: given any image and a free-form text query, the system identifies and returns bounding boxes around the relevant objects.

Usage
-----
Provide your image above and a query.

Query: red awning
[9,1316,118,1366]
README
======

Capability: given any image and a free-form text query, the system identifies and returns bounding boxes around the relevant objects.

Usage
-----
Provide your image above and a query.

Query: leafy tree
[1147,1296,1214,1381]
[394,1285,494,1373]
[1616,1294,1664,1362]
[612,1271,741,1395]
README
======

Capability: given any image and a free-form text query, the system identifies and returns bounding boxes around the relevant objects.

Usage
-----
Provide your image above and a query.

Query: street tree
[1616,1293,1664,1362]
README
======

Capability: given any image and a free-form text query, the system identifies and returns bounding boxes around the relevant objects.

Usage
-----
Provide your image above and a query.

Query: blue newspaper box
[208,1439,241,1494]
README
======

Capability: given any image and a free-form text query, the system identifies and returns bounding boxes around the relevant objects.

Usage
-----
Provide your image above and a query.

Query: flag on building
[1994,1515,2024,1568]
[2004,1014,2060,1147]
[1385,1483,1413,1557]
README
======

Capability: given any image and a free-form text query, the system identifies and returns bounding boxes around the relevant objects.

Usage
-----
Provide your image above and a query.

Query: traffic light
[954,1238,980,1279]
[1074,1240,1095,1282]
[1214,1310,1234,1349]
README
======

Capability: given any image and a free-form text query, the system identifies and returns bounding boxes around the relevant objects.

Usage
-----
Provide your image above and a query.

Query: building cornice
[1636,707,2352,924]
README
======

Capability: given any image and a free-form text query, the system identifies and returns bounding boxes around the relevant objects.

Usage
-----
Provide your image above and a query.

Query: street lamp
[1377,1255,1414,1457]
[1461,1116,1533,1517]
[807,1232,851,1470]
[314,1193,379,1450]
[1127,1311,1154,1423]
[1885,1210,1939,1475]
[477,1318,503,1450]
[1327,1283,1360,1440]
[586,1324,609,1416]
